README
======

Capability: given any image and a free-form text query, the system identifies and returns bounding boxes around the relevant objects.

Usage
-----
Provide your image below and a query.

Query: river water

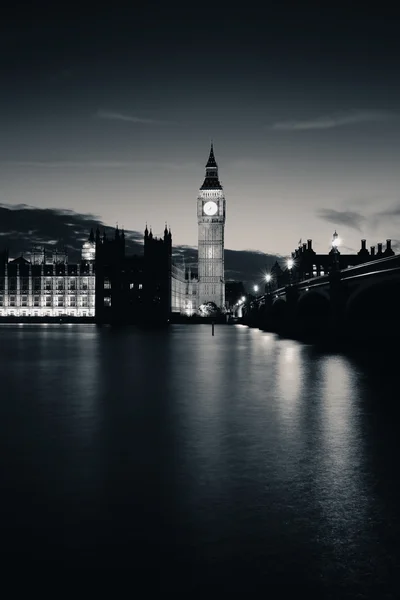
[1,324,399,595]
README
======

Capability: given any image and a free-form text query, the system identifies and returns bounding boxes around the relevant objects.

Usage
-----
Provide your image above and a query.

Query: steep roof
[9,256,30,265]
[200,143,223,190]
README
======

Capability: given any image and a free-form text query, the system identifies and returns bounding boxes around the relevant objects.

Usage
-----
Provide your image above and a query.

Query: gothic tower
[197,144,226,310]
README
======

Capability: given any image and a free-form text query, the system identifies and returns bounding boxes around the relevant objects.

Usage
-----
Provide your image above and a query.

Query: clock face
[203,201,218,216]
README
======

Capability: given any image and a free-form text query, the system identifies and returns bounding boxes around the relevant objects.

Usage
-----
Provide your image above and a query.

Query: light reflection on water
[0,323,399,594]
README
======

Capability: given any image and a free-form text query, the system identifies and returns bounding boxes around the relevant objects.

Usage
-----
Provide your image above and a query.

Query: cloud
[0,160,191,171]
[389,239,400,253]
[172,245,198,265]
[0,160,134,169]
[367,204,400,232]
[340,245,357,253]
[272,110,395,131]
[376,204,400,218]
[95,110,173,125]
[0,204,281,288]
[0,204,144,259]
[317,208,366,232]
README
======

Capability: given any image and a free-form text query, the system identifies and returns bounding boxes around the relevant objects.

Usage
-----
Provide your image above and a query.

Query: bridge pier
[275,285,299,337]
[323,271,349,342]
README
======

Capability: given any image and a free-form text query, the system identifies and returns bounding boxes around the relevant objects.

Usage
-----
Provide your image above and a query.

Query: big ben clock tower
[197,144,226,311]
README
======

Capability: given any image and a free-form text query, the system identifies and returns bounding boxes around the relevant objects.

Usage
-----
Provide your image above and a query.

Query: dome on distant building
[81,240,96,262]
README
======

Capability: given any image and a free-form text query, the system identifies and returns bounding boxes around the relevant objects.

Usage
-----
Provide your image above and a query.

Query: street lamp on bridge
[287,258,294,285]
[332,230,341,249]
[331,230,341,269]
[265,273,272,294]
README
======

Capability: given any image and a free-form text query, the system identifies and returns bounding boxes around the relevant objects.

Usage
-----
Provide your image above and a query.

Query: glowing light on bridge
[287,258,294,270]
[332,230,341,248]
[265,274,271,283]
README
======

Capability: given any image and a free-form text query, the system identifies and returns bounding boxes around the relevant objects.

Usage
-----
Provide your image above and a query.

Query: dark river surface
[1,323,400,595]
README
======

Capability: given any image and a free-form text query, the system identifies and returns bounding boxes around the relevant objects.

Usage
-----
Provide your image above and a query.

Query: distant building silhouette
[95,225,172,325]
[143,224,172,325]
[267,236,395,290]
[225,281,246,311]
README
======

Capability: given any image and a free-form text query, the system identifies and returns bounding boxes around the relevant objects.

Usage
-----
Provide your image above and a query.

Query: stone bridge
[242,254,400,343]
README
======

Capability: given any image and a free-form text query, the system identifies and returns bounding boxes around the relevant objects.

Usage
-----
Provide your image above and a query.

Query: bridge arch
[346,277,400,321]
[296,290,331,319]
[270,297,287,320]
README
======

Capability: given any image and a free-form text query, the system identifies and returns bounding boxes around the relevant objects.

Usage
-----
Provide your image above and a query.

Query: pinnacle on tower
[205,142,217,169]
[201,142,222,190]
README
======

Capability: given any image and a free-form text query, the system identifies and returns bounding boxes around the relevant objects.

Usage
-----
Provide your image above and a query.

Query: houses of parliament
[0,145,227,323]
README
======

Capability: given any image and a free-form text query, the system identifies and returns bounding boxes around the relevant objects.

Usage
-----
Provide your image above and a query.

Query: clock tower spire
[201,143,222,190]
[197,143,226,312]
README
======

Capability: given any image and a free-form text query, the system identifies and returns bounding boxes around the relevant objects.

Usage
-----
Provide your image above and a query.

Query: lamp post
[265,273,271,294]
[253,284,259,296]
[331,230,340,269]
[287,258,294,285]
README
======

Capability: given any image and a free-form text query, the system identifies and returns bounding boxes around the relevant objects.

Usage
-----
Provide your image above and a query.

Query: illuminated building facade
[81,229,96,262]
[171,263,198,316]
[197,144,226,310]
[0,233,96,318]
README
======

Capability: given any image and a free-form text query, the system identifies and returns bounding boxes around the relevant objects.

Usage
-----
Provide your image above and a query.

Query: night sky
[1,3,400,261]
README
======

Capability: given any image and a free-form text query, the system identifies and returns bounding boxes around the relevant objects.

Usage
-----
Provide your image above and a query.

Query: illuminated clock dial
[203,201,218,216]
